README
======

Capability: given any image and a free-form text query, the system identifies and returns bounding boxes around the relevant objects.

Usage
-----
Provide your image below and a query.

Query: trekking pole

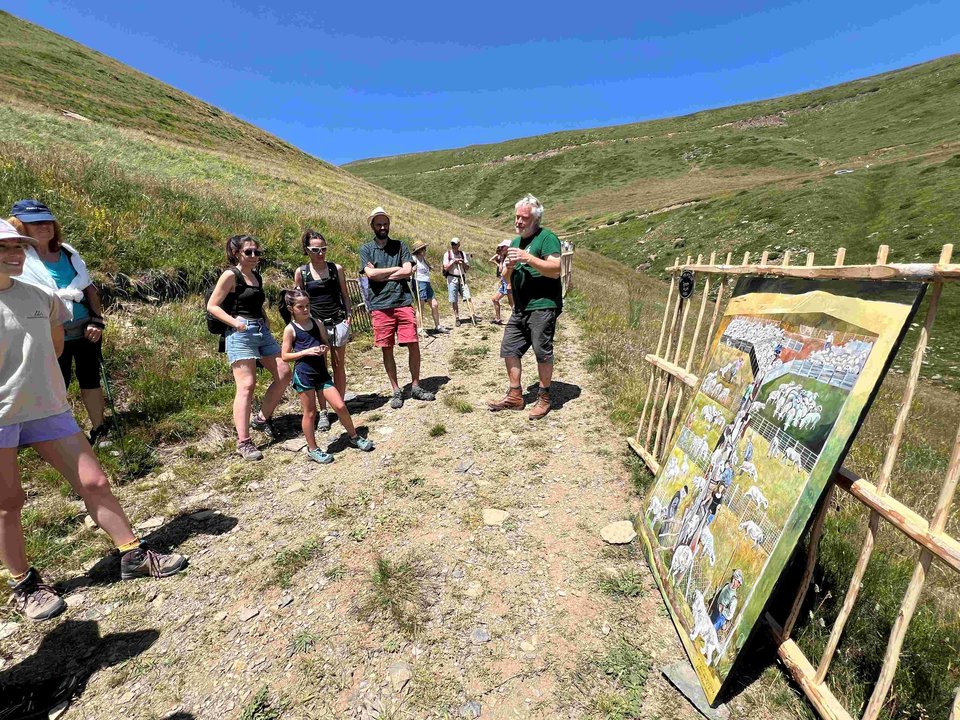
[98,349,133,479]
[461,276,478,326]
[408,278,424,336]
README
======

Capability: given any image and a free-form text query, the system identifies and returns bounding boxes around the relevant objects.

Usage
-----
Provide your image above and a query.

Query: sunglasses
[242,249,263,257]
[307,246,328,254]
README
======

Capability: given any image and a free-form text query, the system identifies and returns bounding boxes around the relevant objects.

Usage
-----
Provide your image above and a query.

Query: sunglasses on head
[242,248,263,257]
[307,246,328,254]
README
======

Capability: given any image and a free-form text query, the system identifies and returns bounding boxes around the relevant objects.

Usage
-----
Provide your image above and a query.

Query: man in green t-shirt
[488,194,563,420]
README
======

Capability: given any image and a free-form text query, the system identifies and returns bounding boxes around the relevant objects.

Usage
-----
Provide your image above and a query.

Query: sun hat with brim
[497,239,511,248]
[0,218,38,245]
[11,199,56,224]
[368,206,391,226]
[411,242,427,254]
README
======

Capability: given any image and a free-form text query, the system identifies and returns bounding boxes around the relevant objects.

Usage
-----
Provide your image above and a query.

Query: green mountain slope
[346,54,960,229]
[0,11,500,288]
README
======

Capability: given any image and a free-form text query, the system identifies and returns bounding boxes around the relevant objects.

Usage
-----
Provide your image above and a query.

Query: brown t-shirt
[0,279,71,425]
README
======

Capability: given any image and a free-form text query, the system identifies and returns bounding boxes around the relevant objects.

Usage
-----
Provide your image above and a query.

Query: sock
[12,570,29,582]
[117,539,142,553]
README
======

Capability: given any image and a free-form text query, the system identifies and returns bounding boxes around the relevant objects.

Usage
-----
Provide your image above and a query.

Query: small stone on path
[137,516,165,531]
[0,622,18,641]
[465,583,483,599]
[238,607,260,622]
[600,520,636,544]
[284,482,306,495]
[459,700,482,718]
[65,593,86,608]
[520,640,535,653]
[84,515,98,530]
[386,661,413,692]
[280,438,306,452]
[470,627,491,644]
[482,509,509,526]
[189,510,215,521]
[456,460,474,473]
[377,427,395,436]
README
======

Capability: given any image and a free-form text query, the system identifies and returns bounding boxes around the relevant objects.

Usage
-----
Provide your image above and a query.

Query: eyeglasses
[307,246,327,254]
[242,249,263,257]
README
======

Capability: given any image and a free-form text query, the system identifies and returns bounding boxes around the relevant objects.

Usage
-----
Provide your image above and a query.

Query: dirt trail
[2,316,790,719]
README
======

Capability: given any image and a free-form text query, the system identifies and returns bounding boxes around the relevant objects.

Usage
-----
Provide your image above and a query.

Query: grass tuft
[428,424,447,437]
[270,538,323,589]
[357,552,434,636]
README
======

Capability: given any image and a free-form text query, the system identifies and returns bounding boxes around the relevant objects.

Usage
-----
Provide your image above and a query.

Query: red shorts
[372,306,418,348]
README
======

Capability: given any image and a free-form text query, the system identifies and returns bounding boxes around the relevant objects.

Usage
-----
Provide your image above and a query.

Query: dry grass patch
[356,552,436,636]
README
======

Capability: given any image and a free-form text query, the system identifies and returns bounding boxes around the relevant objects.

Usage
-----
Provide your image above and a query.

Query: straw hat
[368,206,391,226]
[411,241,427,254]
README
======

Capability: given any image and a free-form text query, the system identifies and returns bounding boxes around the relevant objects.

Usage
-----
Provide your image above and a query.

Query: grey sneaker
[316,413,331,432]
[251,412,275,437]
[121,544,188,580]
[307,448,334,464]
[390,389,405,409]
[411,385,435,402]
[237,439,263,461]
[10,568,66,622]
[349,435,375,452]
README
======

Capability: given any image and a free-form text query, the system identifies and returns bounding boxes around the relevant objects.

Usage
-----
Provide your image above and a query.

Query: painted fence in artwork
[628,246,960,720]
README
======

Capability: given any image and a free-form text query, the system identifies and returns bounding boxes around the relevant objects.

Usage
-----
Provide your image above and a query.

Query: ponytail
[279,287,309,325]
[226,234,259,266]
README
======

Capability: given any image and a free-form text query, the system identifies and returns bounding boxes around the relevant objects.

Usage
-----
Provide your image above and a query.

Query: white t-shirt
[443,250,468,280]
[0,279,71,425]
[414,257,431,282]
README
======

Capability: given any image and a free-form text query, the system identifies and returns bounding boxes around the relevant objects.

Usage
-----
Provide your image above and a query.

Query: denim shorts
[417,281,435,302]
[224,319,282,364]
[0,410,81,449]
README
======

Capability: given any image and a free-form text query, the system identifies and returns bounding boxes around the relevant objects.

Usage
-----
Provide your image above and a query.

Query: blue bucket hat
[11,199,56,223]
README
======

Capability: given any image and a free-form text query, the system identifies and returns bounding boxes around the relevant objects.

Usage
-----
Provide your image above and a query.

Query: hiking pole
[408,278,424,336]
[461,275,478,326]
[98,349,132,479]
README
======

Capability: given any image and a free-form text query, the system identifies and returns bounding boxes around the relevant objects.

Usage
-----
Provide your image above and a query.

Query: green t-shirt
[359,237,413,311]
[510,227,562,312]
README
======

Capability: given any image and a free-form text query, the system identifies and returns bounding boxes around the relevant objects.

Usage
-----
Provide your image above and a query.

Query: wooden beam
[644,354,699,387]
[766,615,855,720]
[833,469,960,574]
[627,437,660,475]
[664,261,960,282]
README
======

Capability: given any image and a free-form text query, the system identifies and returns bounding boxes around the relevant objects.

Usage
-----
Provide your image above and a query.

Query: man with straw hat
[411,240,447,333]
[360,207,436,409]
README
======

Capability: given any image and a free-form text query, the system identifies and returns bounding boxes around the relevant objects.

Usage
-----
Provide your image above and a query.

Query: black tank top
[233,269,265,319]
[301,263,346,323]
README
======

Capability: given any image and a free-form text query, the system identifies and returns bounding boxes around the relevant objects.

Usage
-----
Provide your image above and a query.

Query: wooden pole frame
[627,244,960,720]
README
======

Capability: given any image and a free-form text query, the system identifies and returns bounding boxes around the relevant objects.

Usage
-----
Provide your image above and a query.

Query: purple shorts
[0,410,81,449]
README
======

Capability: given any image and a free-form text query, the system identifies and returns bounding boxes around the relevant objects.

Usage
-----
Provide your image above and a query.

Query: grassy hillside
[347,54,960,227]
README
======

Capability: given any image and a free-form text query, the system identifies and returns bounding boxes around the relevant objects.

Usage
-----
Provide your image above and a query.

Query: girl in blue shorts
[280,289,374,464]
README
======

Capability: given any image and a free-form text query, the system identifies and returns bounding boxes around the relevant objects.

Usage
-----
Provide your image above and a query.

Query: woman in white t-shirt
[411,242,446,332]
[0,219,187,623]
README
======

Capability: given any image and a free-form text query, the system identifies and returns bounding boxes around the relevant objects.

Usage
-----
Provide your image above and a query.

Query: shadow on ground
[58,511,238,592]
[0,619,158,719]
[525,380,581,408]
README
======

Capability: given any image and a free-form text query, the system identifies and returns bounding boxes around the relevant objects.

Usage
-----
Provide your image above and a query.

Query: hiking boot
[88,423,109,446]
[411,385,435,402]
[237,439,263,461]
[316,413,331,432]
[307,448,334,464]
[121,544,188,580]
[251,412,275,438]
[390,389,405,409]
[529,388,552,420]
[349,435,375,452]
[10,568,66,622]
[488,385,525,412]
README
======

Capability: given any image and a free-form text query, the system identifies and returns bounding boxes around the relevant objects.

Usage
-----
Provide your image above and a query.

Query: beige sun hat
[368,206,391,226]
[497,239,511,248]
[0,218,37,245]
[411,241,427,254]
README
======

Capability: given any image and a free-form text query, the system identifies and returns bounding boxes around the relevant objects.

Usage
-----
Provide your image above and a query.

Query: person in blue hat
[8,200,108,445]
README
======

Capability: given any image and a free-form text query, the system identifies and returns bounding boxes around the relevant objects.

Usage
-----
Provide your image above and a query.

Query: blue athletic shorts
[417,281,435,302]
[0,410,81,449]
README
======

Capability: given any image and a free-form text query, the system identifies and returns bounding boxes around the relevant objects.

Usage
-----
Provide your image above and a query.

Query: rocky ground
[0,315,796,719]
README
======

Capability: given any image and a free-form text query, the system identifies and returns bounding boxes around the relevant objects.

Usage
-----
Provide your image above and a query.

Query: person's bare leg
[408,342,422,386]
[430,299,440,329]
[331,346,347,399]
[258,355,291,419]
[232,360,257,440]
[323,387,357,436]
[0,448,29,576]
[506,356,522,387]
[300,390,319,451]
[492,294,502,322]
[536,361,553,390]
[33,433,136,546]
[382,347,400,391]
[80,388,105,428]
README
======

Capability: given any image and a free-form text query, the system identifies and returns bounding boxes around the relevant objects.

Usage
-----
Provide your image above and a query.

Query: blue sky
[4,1,959,164]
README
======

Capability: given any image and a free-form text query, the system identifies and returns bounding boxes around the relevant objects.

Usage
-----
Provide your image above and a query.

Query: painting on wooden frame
[639,276,925,704]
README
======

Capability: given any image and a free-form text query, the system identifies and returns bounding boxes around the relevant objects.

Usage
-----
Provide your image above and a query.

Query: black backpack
[204,267,242,335]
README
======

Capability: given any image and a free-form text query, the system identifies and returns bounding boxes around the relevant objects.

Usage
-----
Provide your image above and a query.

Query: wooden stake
[816,247,949,682]
[655,276,694,459]
[698,251,732,376]
[876,244,890,264]
[782,250,792,266]
[806,252,815,267]
[637,259,678,441]
[783,485,835,639]
[834,247,846,266]
[646,262,685,447]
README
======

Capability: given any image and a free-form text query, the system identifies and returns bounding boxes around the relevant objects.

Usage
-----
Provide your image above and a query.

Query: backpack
[204,267,242,335]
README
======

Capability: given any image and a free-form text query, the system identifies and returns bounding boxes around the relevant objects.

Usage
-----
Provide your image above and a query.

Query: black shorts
[59,337,102,390]
[500,308,558,364]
